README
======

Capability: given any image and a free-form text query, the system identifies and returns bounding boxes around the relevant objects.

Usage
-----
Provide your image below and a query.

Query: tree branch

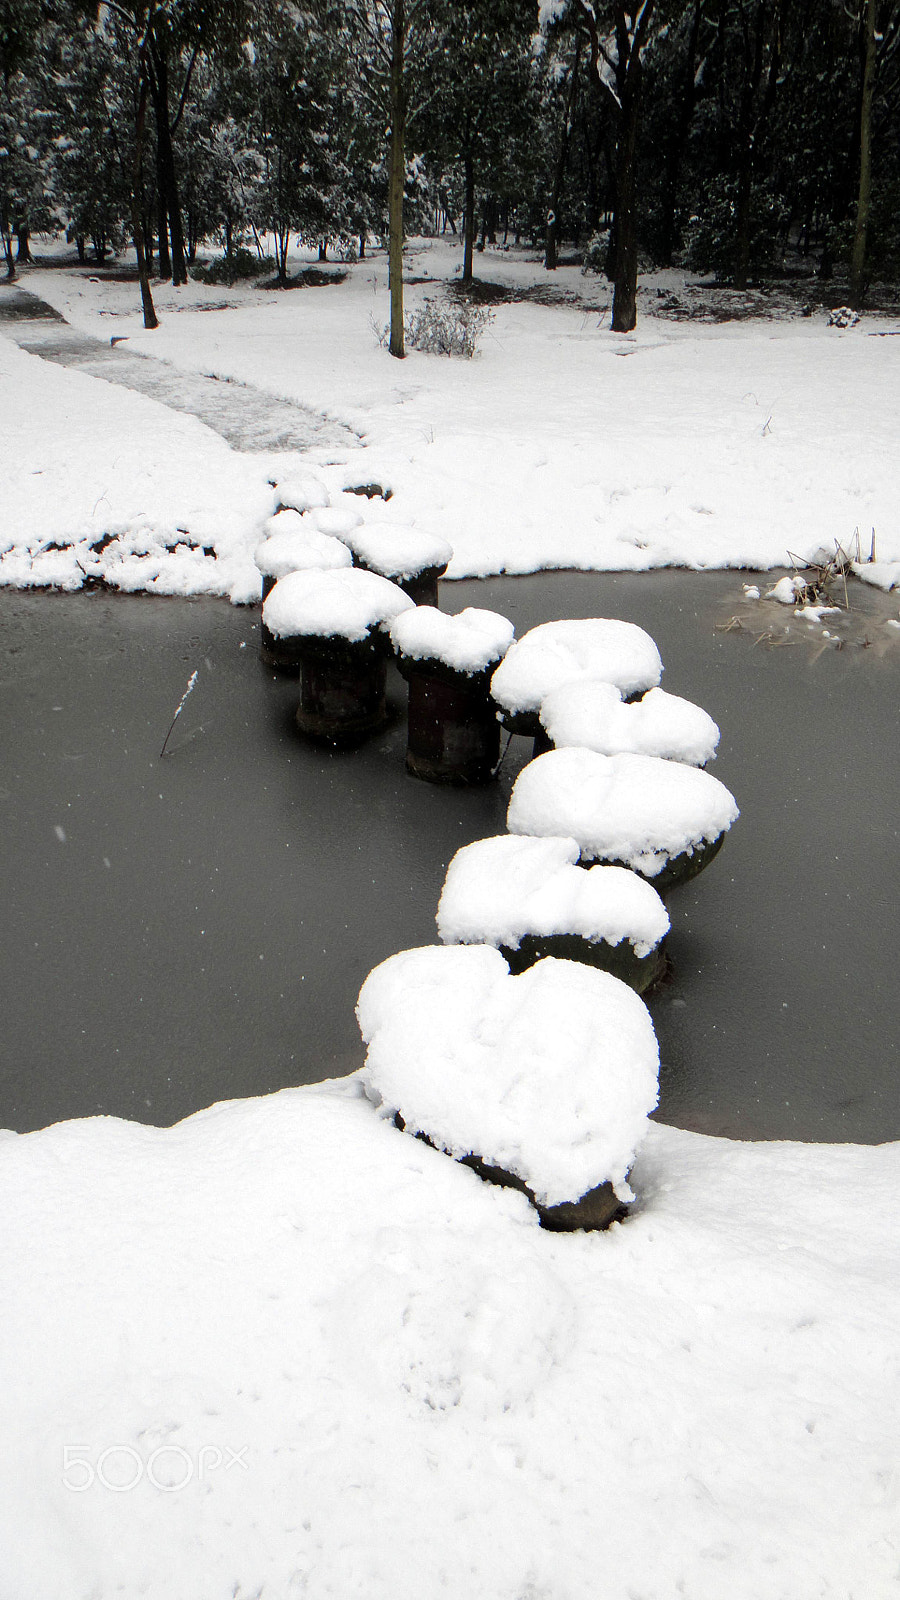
[170,40,199,136]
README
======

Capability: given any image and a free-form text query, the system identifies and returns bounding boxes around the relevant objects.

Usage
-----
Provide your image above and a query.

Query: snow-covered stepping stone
[254,510,352,603]
[306,504,366,540]
[356,944,660,1230]
[341,523,453,606]
[437,834,670,992]
[261,567,413,743]
[390,606,514,784]
[490,618,663,740]
[539,682,720,766]
[507,747,739,892]
[273,472,330,514]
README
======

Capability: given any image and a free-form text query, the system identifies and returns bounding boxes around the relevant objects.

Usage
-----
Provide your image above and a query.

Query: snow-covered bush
[192,247,272,285]
[377,300,493,358]
[581,232,610,276]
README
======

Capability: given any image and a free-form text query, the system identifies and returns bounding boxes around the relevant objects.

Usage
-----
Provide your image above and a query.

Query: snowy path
[0,285,356,455]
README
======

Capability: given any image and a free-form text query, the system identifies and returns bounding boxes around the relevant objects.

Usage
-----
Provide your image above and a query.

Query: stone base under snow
[501,929,667,994]
[399,659,500,785]
[295,633,392,746]
[396,1114,628,1231]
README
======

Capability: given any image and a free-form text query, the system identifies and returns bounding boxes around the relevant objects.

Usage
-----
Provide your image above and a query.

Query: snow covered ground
[3,236,900,594]
[3,1082,899,1600]
[2,239,899,1597]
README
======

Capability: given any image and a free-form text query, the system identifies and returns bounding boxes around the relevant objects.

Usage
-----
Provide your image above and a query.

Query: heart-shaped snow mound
[356,944,659,1207]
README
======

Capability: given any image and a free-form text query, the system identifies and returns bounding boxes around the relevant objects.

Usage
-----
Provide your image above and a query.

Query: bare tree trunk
[462,152,476,281]
[131,74,159,330]
[732,0,783,288]
[581,1,655,330]
[150,51,187,286]
[156,141,171,280]
[733,145,753,287]
[611,66,642,331]
[545,45,580,272]
[850,0,877,307]
[657,0,702,267]
[388,0,406,358]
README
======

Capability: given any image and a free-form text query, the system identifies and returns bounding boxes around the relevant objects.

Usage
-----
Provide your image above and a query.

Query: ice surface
[254,520,352,578]
[540,682,720,765]
[391,606,515,673]
[341,522,453,579]
[357,944,660,1205]
[437,834,670,957]
[261,566,413,641]
[507,748,739,876]
[491,619,663,715]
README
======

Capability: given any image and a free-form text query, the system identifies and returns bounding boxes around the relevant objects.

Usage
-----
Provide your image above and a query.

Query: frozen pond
[1,570,897,1141]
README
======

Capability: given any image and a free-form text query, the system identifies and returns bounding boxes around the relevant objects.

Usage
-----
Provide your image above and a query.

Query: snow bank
[357,944,659,1205]
[3,1088,890,1600]
[261,566,413,642]
[14,242,900,594]
[507,747,739,876]
[1,1080,898,1600]
[437,834,670,958]
[852,559,900,591]
[391,605,515,673]
[341,522,453,580]
[540,682,720,765]
[0,335,273,604]
[491,619,663,716]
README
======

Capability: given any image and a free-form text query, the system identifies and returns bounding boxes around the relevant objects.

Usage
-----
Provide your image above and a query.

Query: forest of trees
[1,0,899,341]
